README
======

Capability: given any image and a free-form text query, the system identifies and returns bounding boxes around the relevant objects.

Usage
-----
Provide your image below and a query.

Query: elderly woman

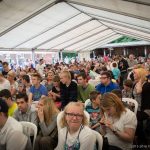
[55,102,96,150]
[34,96,59,150]
[100,93,137,150]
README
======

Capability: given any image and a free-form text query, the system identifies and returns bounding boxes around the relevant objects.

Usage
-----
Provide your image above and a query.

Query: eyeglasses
[65,112,83,118]
[100,77,108,79]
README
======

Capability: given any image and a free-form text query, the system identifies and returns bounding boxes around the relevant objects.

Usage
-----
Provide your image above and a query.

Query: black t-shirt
[60,81,77,109]
[2,69,12,78]
[52,86,61,102]
[141,81,150,111]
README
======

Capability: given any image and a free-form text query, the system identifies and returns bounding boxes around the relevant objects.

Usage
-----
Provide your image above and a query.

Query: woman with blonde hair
[34,96,59,150]
[100,92,137,150]
[132,67,148,111]
[133,68,150,144]
[55,102,96,150]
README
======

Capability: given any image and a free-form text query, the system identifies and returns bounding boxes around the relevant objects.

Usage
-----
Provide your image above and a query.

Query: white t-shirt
[104,109,137,150]
[55,126,96,150]
[36,63,45,76]
[0,79,10,91]
[0,117,27,150]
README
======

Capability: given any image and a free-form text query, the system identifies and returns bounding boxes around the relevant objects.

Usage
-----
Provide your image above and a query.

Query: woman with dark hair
[100,93,137,150]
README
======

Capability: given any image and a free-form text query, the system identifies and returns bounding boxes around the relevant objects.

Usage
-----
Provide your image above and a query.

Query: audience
[96,71,119,94]
[34,97,59,150]
[13,93,38,126]
[7,70,18,97]
[0,54,150,149]
[44,71,54,92]
[112,62,120,82]
[2,62,12,78]
[77,73,95,102]
[55,102,96,150]
[122,79,133,98]
[49,75,61,109]
[22,74,31,96]
[100,93,137,150]
[60,71,78,109]
[36,59,45,77]
[132,67,148,111]
[0,89,17,116]
[0,72,10,91]
[0,99,30,150]
[85,91,101,132]
[118,55,129,87]
[29,73,48,104]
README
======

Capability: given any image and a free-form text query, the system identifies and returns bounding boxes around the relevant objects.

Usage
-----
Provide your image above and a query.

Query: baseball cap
[0,98,9,113]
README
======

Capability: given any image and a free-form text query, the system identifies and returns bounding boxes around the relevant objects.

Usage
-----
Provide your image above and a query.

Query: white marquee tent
[0,0,150,53]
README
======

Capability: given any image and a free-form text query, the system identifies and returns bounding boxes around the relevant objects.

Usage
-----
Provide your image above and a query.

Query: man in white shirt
[0,72,10,91]
[0,98,28,150]
[36,59,45,77]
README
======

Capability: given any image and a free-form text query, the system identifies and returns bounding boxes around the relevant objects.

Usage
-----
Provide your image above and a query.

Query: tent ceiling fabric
[0,0,54,33]
[0,0,150,52]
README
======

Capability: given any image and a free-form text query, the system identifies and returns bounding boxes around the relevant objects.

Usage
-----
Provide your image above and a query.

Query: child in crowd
[85,91,101,132]
[122,79,133,98]
[112,62,120,82]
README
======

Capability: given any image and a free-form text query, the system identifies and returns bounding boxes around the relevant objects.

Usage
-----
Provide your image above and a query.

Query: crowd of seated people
[0,54,150,150]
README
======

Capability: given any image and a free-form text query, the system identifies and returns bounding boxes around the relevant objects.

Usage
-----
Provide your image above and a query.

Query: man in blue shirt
[96,71,119,94]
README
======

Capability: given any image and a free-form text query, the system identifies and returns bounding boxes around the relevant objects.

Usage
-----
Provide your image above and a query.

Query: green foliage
[110,36,138,43]
[62,52,77,59]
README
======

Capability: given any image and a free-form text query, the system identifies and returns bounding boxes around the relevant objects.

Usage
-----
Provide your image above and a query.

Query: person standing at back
[36,59,45,77]
[118,55,129,88]
[2,62,12,78]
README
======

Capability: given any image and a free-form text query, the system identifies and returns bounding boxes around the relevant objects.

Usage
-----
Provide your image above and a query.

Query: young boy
[28,73,48,104]
[85,91,101,132]
[122,79,133,98]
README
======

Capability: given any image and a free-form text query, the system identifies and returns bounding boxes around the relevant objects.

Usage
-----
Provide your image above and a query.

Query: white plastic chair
[31,101,38,110]
[84,99,91,108]
[122,98,138,114]
[92,130,103,150]
[20,121,37,149]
